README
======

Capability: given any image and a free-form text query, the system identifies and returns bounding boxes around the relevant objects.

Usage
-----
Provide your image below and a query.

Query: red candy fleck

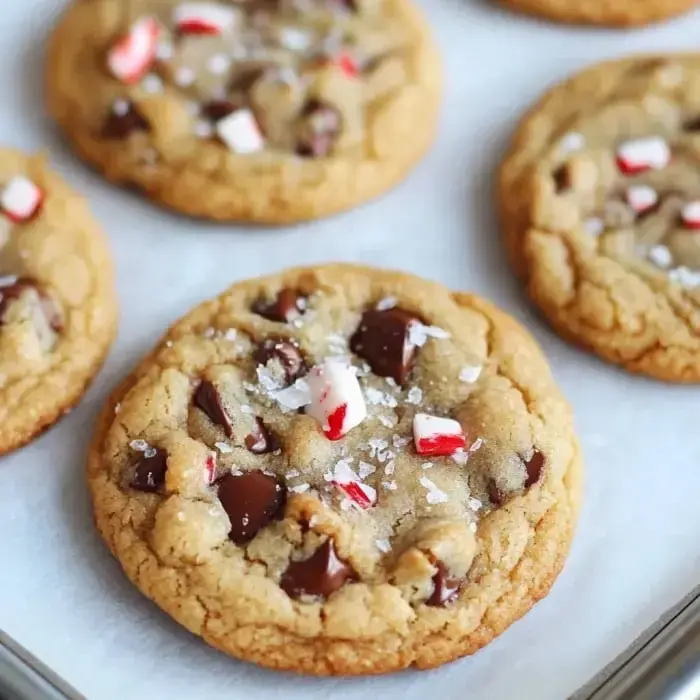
[324,403,347,441]
[337,52,359,77]
[335,481,374,509]
[206,454,216,484]
[416,433,467,457]
[178,19,221,35]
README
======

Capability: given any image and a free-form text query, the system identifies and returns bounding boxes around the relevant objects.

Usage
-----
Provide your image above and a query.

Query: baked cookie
[46,0,441,224]
[87,264,581,675]
[493,0,696,27]
[499,56,700,382]
[0,149,117,454]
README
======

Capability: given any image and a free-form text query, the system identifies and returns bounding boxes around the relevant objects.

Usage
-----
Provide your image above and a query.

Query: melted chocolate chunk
[202,100,239,122]
[193,380,233,438]
[296,100,342,158]
[0,278,62,331]
[102,101,149,140]
[280,538,356,599]
[245,417,279,454]
[254,337,306,385]
[683,116,700,132]
[252,288,307,323]
[524,451,545,488]
[425,560,461,607]
[131,448,168,492]
[350,307,421,385]
[553,164,570,193]
[487,479,505,507]
[217,471,286,544]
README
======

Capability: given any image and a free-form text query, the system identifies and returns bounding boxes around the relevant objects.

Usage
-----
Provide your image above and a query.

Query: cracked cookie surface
[0,149,117,454]
[46,0,442,223]
[493,0,696,27]
[87,264,581,675]
[499,56,700,382]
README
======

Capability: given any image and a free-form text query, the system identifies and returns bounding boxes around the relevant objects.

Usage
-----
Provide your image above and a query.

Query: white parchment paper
[2,2,700,698]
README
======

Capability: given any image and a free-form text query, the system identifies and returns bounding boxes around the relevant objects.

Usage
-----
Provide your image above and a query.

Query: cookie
[87,264,581,675]
[499,56,700,382]
[494,0,696,27]
[46,0,441,224]
[0,149,117,454]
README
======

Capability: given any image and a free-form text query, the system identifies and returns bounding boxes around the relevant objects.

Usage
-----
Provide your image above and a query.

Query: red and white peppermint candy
[413,413,466,456]
[625,185,658,214]
[107,16,159,85]
[173,3,237,35]
[0,176,43,223]
[616,136,671,175]
[326,460,376,509]
[681,201,700,229]
[306,359,367,440]
[216,108,265,154]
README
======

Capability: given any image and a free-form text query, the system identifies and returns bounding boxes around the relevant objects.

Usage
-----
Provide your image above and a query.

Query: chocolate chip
[217,471,286,544]
[553,164,570,193]
[201,100,239,122]
[102,100,149,140]
[425,560,461,607]
[487,479,505,507]
[0,278,62,331]
[524,451,545,488]
[295,100,341,158]
[193,380,233,438]
[245,417,279,454]
[131,448,168,492]
[280,538,356,599]
[350,307,421,385]
[684,116,700,132]
[252,288,307,323]
[254,337,306,385]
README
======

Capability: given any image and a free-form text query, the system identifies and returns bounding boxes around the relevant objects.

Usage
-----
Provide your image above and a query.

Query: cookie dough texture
[46,0,442,224]
[88,264,581,675]
[0,149,117,454]
[494,0,696,27]
[499,56,700,382]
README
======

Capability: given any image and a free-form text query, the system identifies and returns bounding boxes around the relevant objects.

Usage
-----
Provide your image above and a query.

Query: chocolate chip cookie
[499,56,700,382]
[87,264,581,675]
[494,0,696,27]
[0,149,117,454]
[46,0,441,224]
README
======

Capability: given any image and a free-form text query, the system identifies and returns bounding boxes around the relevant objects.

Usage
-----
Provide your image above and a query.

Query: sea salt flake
[368,438,389,458]
[459,365,482,383]
[257,365,283,392]
[452,450,469,465]
[223,328,238,341]
[408,322,450,348]
[468,497,483,512]
[286,469,300,478]
[376,296,398,311]
[193,120,215,139]
[469,522,477,533]
[174,66,196,86]
[382,481,397,490]
[155,42,174,61]
[141,73,163,93]
[421,462,433,470]
[406,387,423,405]
[469,437,484,452]
[290,483,310,494]
[375,539,392,553]
[385,376,398,388]
[392,435,411,449]
[582,217,604,237]
[215,441,233,453]
[340,498,353,511]
[358,461,376,479]
[377,415,396,428]
[203,327,216,338]
[273,377,312,410]
[420,476,449,505]
[648,245,673,269]
[240,404,254,414]
[384,460,395,475]
[129,439,149,452]
[207,53,231,75]
[557,132,585,155]
[144,447,157,459]
[114,403,121,414]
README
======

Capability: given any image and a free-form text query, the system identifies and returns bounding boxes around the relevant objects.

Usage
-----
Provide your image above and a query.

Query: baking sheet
[2,1,700,699]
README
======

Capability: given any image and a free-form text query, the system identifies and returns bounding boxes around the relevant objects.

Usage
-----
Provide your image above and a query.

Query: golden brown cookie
[494,0,696,27]
[87,264,581,675]
[499,55,700,382]
[0,149,117,454]
[46,0,442,224]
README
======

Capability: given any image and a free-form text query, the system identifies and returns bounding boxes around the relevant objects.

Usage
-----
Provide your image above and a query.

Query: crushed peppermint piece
[413,413,466,456]
[385,376,398,389]
[0,176,43,222]
[375,539,392,553]
[290,483,310,494]
[129,439,150,452]
[107,16,160,85]
[408,322,450,348]
[375,296,398,311]
[358,461,376,479]
[174,2,237,35]
[384,460,395,475]
[406,386,423,405]
[340,497,353,511]
[326,332,348,354]
[419,476,449,505]
[469,522,477,533]
[382,481,397,490]
[626,185,658,213]
[0,275,19,288]
[216,108,265,153]
[469,437,484,453]
[215,441,233,453]
[681,201,700,229]
[376,449,393,463]
[616,136,671,175]
[459,365,482,383]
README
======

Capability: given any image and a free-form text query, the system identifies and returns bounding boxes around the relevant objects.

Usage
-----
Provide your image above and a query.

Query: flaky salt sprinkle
[392,435,411,449]
[114,403,121,415]
[408,322,450,348]
[375,539,392,553]
[194,120,215,139]
[406,387,423,405]
[155,42,174,61]
[468,497,483,512]
[144,447,157,459]
[240,404,254,414]
[376,296,398,311]
[459,365,482,383]
[377,415,396,428]
[174,66,196,87]
[207,53,231,75]
[141,73,163,94]
[358,461,376,479]
[421,462,433,470]
[452,450,469,465]
[469,522,477,533]
[164,340,173,348]
[286,469,300,478]
[290,483,310,494]
[129,439,149,452]
[340,498,353,511]
[215,441,233,454]
[257,365,283,392]
[203,327,216,338]
[385,377,398,389]
[368,437,389,458]
[419,476,448,505]
[112,98,130,117]
[470,437,484,453]
[557,131,585,155]
[382,481,397,490]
